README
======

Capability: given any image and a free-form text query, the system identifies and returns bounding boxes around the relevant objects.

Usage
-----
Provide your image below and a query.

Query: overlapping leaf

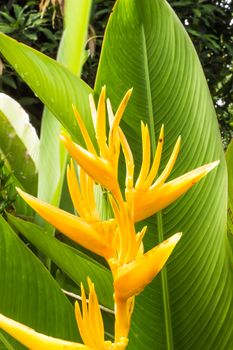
[0,217,79,350]
[38,0,93,211]
[0,33,93,143]
[8,214,114,310]
[226,140,233,243]
[95,0,233,349]
[0,94,39,195]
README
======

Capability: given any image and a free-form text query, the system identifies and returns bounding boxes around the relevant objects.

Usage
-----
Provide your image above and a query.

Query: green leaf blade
[95,0,233,348]
[0,33,93,142]
[0,216,80,349]
[8,214,114,310]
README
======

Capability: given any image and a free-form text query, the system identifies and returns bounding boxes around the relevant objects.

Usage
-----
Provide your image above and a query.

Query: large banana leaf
[226,140,233,241]
[0,93,39,195]
[8,214,114,309]
[95,0,233,349]
[0,216,79,350]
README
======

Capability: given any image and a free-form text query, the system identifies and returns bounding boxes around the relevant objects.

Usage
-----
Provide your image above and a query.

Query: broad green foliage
[0,216,80,350]
[95,1,232,349]
[226,140,233,240]
[0,0,232,349]
[38,0,92,229]
[8,214,114,309]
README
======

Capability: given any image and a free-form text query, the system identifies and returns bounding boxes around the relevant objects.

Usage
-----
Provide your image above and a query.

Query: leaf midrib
[141,25,174,350]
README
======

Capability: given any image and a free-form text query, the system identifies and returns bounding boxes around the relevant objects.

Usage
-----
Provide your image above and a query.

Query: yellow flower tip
[16,186,31,201]
[158,124,164,143]
[59,130,69,144]
[163,232,182,246]
[202,159,220,175]
[98,86,106,106]
[114,232,182,300]
[182,160,220,185]
[124,88,133,100]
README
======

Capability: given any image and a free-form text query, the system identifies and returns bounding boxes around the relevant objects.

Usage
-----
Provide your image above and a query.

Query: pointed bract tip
[205,160,220,173]
[59,131,69,143]
[167,232,182,245]
[123,88,133,104]
[140,120,145,128]
[126,88,133,96]
[101,85,106,96]
[15,186,23,195]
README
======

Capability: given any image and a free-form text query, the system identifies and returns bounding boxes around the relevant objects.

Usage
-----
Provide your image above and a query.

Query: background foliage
[0,0,232,146]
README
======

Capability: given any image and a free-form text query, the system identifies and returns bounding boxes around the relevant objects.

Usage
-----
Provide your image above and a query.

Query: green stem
[157,213,174,350]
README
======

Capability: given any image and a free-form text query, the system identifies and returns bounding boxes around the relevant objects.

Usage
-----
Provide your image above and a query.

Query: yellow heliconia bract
[10,86,219,349]
[16,187,115,260]
[114,232,182,300]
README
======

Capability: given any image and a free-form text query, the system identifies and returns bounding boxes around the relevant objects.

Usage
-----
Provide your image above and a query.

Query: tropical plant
[0,0,232,349]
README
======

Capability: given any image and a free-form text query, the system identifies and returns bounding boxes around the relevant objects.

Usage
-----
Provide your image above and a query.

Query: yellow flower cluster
[0,87,218,349]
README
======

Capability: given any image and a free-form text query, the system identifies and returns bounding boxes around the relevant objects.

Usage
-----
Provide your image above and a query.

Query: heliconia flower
[120,121,220,222]
[0,280,128,350]
[60,86,132,200]
[16,187,115,260]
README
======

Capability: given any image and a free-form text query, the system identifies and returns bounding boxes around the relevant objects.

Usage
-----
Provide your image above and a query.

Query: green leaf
[38,0,93,212]
[95,0,233,349]
[0,32,94,142]
[8,214,114,310]
[226,140,233,241]
[0,216,79,349]
[0,94,39,195]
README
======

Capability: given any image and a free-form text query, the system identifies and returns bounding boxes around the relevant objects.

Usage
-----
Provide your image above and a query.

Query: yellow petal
[89,94,97,129]
[75,280,106,349]
[106,98,115,128]
[144,124,164,188]
[16,188,110,258]
[109,89,133,154]
[135,122,151,189]
[109,196,137,265]
[134,160,219,222]
[72,105,97,155]
[114,233,182,300]
[151,135,181,189]
[87,279,105,348]
[118,128,134,191]
[96,86,109,158]
[67,161,91,221]
[60,133,117,192]
[0,313,89,350]
[75,285,92,348]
